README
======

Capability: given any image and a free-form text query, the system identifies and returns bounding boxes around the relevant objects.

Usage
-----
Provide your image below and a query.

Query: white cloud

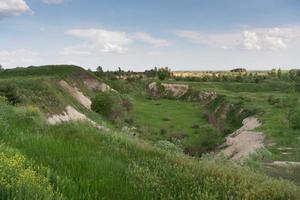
[60,45,92,56]
[42,0,64,5]
[65,28,132,54]
[0,0,32,19]
[134,32,170,47]
[0,49,39,68]
[176,26,300,51]
[241,27,292,51]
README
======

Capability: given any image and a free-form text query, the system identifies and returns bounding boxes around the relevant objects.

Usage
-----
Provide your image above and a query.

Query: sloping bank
[0,99,299,199]
[148,82,258,157]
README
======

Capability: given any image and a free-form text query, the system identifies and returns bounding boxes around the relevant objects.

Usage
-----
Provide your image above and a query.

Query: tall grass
[0,101,299,199]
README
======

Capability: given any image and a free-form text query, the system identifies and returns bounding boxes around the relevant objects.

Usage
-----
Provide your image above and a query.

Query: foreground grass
[0,102,299,199]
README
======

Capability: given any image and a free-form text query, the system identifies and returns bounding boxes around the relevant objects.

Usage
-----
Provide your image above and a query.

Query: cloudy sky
[1,0,300,71]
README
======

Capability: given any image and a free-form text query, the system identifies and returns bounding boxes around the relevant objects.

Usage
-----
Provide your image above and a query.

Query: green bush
[157,67,171,80]
[91,92,117,116]
[0,83,21,105]
[91,92,134,123]
[183,125,223,156]
[289,105,300,129]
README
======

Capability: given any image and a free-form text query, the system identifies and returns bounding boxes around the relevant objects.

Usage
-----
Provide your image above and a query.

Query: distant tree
[0,64,3,71]
[289,69,299,80]
[157,67,172,81]
[270,68,277,77]
[97,66,103,73]
[230,68,247,73]
[277,68,282,79]
[144,67,158,78]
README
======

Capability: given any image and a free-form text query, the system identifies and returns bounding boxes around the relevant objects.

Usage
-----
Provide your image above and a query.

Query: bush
[183,125,223,156]
[91,92,116,116]
[157,67,171,80]
[91,92,134,123]
[0,83,21,105]
[121,94,134,112]
[289,105,300,129]
[268,95,280,105]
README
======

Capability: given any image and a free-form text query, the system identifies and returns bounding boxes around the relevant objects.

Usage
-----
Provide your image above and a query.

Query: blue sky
[1,0,300,71]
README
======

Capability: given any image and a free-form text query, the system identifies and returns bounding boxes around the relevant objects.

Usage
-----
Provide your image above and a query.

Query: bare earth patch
[149,82,189,98]
[221,117,265,160]
[47,105,108,131]
[83,79,113,92]
[267,161,300,168]
[59,80,92,109]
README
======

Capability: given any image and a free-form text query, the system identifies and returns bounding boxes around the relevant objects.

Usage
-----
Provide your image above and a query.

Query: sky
[0,0,300,71]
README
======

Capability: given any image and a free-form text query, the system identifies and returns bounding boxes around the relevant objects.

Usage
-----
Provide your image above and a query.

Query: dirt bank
[47,105,108,131]
[220,117,265,160]
[59,80,92,109]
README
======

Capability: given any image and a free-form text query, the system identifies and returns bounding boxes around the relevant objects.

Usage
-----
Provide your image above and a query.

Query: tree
[96,66,103,73]
[277,68,282,79]
[157,67,171,81]
[270,68,277,77]
[289,69,300,80]
[0,64,3,71]
[91,92,134,123]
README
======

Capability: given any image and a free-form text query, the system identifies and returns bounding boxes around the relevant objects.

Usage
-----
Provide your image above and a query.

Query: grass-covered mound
[0,100,299,199]
[0,65,108,117]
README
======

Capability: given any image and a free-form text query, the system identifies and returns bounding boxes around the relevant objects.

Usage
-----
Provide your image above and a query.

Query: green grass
[0,65,86,79]
[132,98,223,155]
[133,98,205,139]
[1,66,300,197]
[0,101,299,199]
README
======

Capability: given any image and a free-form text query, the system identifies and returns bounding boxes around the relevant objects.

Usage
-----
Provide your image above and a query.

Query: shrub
[268,95,280,105]
[157,67,171,80]
[91,92,134,123]
[184,125,223,156]
[91,92,116,116]
[0,83,21,105]
[120,94,134,112]
[289,105,300,129]
[155,140,183,153]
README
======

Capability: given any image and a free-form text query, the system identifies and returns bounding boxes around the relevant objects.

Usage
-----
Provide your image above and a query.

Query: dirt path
[47,105,109,131]
[59,80,92,109]
[221,117,265,160]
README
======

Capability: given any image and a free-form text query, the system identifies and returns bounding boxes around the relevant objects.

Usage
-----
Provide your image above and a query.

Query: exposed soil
[267,161,300,168]
[59,80,92,109]
[149,82,189,98]
[47,105,108,131]
[220,117,265,160]
[83,79,112,92]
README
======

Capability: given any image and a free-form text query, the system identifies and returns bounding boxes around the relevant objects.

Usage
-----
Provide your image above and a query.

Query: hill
[0,65,299,199]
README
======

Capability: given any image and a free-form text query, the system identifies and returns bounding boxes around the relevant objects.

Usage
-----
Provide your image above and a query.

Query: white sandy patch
[59,80,91,109]
[149,82,189,98]
[267,161,300,168]
[83,79,112,92]
[47,105,108,131]
[221,117,265,160]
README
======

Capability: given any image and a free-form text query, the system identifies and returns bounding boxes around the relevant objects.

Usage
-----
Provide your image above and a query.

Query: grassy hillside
[107,77,300,184]
[0,66,300,199]
[0,99,299,199]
